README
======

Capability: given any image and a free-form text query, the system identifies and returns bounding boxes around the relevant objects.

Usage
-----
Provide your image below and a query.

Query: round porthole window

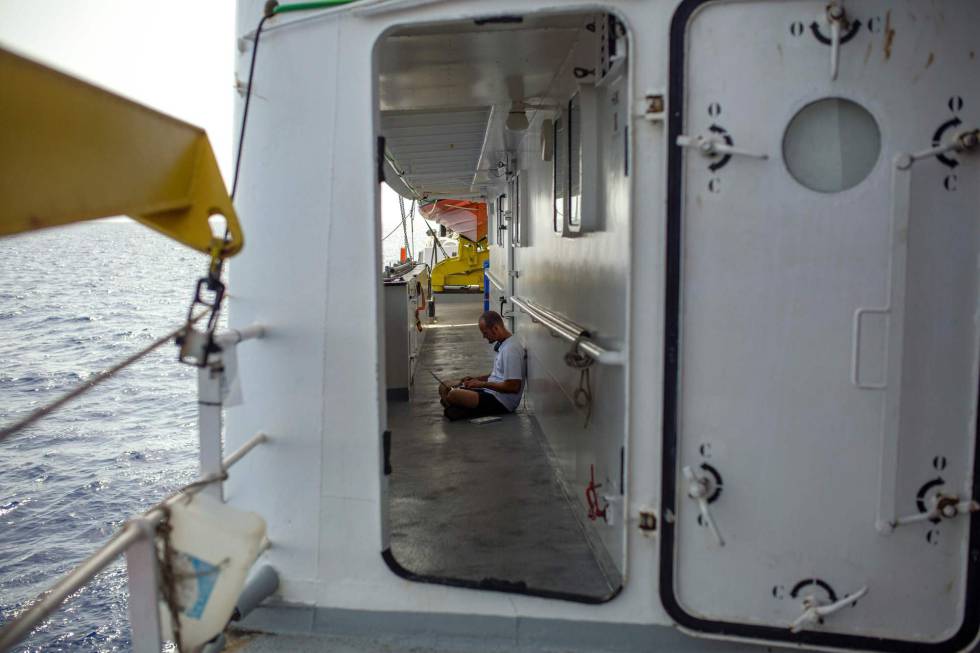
[783,98,881,193]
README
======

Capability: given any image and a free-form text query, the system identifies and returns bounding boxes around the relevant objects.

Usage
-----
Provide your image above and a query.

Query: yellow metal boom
[0,47,242,257]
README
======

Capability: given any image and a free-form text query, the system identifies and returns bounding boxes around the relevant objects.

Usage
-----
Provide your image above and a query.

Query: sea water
[0,206,434,650]
[0,222,208,651]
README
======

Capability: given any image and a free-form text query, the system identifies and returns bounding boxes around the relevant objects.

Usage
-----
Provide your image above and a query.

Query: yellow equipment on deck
[429,236,489,292]
[0,47,243,259]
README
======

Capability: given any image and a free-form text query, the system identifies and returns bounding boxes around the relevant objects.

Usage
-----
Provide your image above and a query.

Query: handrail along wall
[510,295,625,365]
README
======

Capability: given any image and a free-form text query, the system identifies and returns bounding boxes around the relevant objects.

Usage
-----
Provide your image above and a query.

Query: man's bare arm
[463,378,521,393]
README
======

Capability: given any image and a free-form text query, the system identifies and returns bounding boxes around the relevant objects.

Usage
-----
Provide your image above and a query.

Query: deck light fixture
[505,109,529,132]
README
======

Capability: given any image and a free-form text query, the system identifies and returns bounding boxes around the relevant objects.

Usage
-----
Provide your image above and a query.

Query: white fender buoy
[157,492,267,649]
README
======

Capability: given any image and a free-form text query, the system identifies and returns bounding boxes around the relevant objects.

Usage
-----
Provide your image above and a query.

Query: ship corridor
[378,10,629,602]
[386,294,619,599]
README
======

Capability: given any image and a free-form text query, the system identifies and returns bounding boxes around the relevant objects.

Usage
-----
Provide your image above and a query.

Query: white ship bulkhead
[225,0,980,650]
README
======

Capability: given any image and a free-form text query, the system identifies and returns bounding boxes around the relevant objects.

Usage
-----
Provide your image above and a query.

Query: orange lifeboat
[419,200,487,242]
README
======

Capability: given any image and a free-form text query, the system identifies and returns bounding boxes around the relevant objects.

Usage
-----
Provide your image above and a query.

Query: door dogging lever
[682,465,725,547]
[826,2,846,80]
[896,129,979,170]
[790,586,868,633]
[676,134,768,161]
[888,493,980,531]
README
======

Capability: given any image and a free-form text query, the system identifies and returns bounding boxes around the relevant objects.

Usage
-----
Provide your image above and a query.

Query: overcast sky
[0,0,236,177]
[0,0,428,263]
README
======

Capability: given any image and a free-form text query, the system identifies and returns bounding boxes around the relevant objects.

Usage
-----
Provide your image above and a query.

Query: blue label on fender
[178,553,221,620]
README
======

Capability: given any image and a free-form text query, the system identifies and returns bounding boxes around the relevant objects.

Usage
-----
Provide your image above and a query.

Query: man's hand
[462,379,484,389]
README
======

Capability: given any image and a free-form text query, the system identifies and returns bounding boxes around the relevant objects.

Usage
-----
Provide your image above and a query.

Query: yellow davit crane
[0,46,243,257]
[430,237,488,292]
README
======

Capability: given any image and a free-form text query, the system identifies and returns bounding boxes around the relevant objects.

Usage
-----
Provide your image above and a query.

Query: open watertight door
[662,0,980,650]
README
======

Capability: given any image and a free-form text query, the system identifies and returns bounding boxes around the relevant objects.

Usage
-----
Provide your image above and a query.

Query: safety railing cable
[0,310,209,444]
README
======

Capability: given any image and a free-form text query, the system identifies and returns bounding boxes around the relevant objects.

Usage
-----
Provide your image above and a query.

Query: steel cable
[380,221,403,242]
[230,10,273,201]
[398,195,416,261]
[0,311,209,444]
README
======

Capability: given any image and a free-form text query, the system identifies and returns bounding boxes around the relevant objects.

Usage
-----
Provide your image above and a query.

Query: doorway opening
[377,9,631,603]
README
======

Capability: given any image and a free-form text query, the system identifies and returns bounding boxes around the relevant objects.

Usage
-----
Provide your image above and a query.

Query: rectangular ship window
[554,116,567,234]
[568,93,582,229]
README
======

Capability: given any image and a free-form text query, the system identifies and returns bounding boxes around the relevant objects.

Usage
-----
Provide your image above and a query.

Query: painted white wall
[228,0,677,629]
[491,32,633,578]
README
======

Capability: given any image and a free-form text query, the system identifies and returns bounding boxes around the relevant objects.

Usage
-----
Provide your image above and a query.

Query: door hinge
[639,92,665,123]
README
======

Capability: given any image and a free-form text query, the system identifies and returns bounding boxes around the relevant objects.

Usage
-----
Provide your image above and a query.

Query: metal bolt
[938,495,960,519]
[639,510,658,532]
[687,475,711,499]
[959,130,979,150]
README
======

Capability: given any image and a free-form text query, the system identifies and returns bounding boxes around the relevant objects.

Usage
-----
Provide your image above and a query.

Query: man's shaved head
[478,310,509,343]
[479,311,504,329]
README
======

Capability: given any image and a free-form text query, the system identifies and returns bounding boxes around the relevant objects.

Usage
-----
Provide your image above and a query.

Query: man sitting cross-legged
[439,310,524,421]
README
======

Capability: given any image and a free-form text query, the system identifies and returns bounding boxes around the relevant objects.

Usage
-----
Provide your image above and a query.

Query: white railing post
[196,326,266,501]
[197,353,225,501]
[124,518,163,653]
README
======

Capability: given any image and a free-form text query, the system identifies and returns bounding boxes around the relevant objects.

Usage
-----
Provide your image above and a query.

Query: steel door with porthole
[661,0,980,649]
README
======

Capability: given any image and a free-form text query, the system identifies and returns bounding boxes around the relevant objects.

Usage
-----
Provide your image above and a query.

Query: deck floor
[386,294,614,599]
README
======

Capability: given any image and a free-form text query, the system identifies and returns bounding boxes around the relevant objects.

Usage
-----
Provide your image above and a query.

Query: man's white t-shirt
[485,336,524,412]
